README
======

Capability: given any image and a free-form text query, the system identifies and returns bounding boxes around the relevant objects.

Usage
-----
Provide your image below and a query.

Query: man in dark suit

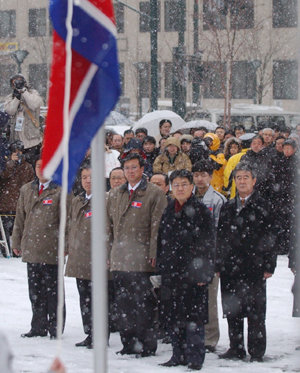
[216,162,277,362]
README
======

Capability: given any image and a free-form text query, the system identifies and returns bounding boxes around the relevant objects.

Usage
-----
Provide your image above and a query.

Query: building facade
[0,0,299,120]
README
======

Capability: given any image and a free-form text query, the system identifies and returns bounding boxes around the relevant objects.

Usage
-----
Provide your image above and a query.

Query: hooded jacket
[153,137,192,174]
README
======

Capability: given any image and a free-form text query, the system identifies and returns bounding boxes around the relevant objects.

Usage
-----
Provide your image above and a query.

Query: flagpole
[56,0,73,352]
[91,126,107,373]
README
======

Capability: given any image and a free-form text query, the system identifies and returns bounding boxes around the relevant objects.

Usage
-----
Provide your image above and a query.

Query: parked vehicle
[185,104,300,131]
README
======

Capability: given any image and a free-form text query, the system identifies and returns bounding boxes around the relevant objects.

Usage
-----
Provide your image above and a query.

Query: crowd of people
[0,76,299,371]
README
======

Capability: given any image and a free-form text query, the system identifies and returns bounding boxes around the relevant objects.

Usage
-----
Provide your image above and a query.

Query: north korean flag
[42,0,121,191]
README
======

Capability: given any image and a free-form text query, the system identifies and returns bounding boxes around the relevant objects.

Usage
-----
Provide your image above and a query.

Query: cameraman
[0,140,34,256]
[4,74,43,165]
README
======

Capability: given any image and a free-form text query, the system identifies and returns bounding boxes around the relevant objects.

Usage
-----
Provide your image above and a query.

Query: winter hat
[180,134,193,144]
[164,136,181,150]
[204,133,220,152]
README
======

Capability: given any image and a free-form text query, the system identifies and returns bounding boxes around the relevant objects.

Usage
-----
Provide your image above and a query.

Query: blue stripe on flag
[50,0,115,67]
[52,59,120,188]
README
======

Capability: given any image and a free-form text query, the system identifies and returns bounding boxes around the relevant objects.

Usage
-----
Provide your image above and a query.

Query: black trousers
[112,271,157,354]
[169,322,205,367]
[76,278,92,336]
[27,263,65,337]
[227,315,266,358]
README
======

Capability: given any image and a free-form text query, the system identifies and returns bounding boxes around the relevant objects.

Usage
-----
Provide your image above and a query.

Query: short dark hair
[121,153,145,167]
[124,129,134,136]
[80,159,91,173]
[282,127,292,135]
[159,136,169,145]
[159,119,172,128]
[233,161,257,179]
[170,169,193,184]
[151,172,169,186]
[251,135,264,145]
[135,127,148,136]
[192,160,214,175]
[194,126,208,133]
[215,126,225,132]
[143,135,156,145]
[234,125,245,132]
[275,135,286,142]
[109,167,124,179]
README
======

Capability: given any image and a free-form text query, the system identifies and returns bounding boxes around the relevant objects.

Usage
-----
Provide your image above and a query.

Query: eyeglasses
[172,183,191,189]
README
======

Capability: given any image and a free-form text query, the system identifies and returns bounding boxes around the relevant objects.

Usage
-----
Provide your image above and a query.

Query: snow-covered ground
[0,255,299,373]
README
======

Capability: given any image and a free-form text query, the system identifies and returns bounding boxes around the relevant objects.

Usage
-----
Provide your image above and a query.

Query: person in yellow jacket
[222,133,255,199]
[203,133,227,194]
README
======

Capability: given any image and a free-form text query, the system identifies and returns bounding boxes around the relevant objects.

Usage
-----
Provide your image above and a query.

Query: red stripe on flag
[42,31,91,171]
[88,0,115,21]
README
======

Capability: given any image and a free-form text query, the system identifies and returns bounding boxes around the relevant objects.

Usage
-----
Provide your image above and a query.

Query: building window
[0,10,16,38]
[29,8,47,37]
[114,3,124,33]
[164,0,186,32]
[230,0,254,30]
[273,0,297,28]
[273,60,298,99]
[139,1,161,32]
[232,61,256,99]
[29,63,48,100]
[203,0,226,30]
[0,64,16,96]
[119,63,125,94]
[202,61,226,99]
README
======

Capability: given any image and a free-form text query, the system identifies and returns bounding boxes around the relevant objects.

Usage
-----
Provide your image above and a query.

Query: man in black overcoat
[157,169,215,370]
[216,162,277,362]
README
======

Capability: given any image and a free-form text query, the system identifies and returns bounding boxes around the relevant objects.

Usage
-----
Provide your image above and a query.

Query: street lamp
[11,49,29,73]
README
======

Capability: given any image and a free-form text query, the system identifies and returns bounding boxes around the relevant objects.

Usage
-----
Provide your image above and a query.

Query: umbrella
[180,120,218,132]
[132,110,185,137]
[104,111,133,126]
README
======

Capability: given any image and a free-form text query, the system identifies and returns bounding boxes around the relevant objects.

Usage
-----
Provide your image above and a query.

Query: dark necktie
[241,198,245,207]
[39,184,44,196]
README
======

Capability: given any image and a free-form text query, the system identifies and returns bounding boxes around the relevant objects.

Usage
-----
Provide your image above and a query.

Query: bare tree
[197,0,276,128]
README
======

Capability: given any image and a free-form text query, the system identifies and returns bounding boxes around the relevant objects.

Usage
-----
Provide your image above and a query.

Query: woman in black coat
[156,169,215,370]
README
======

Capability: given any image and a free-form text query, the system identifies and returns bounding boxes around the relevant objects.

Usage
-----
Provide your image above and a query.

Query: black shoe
[250,356,263,362]
[159,358,181,367]
[116,347,137,355]
[205,345,216,353]
[75,335,92,348]
[219,348,246,360]
[21,330,47,338]
[140,350,156,357]
[188,363,202,370]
